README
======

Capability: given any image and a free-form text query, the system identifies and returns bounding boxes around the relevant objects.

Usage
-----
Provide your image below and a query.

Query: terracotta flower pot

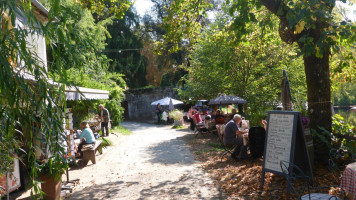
[40,174,62,200]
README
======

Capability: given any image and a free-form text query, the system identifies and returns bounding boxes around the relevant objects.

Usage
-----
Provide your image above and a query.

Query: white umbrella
[151,97,184,106]
[169,98,174,110]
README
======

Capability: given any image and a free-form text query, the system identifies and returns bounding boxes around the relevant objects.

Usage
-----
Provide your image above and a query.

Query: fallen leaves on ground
[182,131,346,200]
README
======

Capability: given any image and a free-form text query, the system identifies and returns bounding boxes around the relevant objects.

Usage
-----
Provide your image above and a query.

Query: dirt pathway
[66,122,225,200]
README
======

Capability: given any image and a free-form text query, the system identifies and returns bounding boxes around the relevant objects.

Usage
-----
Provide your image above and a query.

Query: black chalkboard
[260,111,313,188]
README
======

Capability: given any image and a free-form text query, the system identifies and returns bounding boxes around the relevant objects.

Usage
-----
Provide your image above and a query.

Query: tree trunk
[303,50,332,163]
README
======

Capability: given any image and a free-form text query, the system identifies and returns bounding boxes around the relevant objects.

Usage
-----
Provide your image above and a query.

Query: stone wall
[124,87,178,121]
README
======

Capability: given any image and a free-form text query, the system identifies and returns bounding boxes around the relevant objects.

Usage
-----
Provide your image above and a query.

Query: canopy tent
[65,86,109,101]
[208,95,247,105]
[151,97,184,106]
[281,70,293,111]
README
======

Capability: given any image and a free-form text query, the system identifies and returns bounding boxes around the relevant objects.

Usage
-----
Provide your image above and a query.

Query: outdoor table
[340,162,356,199]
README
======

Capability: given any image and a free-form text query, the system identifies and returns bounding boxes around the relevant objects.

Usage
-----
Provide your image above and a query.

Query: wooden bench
[82,140,103,165]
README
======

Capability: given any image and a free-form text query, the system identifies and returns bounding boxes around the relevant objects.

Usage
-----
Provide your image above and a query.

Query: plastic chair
[280,160,343,200]
[248,127,266,159]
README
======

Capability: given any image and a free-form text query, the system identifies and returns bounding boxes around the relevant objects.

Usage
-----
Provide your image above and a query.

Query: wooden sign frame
[260,110,313,188]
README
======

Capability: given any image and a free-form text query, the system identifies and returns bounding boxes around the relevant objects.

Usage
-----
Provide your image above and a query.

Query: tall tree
[104,7,148,88]
[161,0,355,162]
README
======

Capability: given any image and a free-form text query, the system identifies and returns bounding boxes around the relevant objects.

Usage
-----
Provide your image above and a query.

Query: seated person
[224,114,249,161]
[161,109,169,124]
[204,115,215,130]
[192,111,203,125]
[76,122,96,157]
[215,110,225,125]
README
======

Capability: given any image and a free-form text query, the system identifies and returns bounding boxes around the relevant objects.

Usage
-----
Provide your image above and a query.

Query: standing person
[99,104,110,137]
[76,122,96,157]
[155,103,163,123]
[224,114,249,161]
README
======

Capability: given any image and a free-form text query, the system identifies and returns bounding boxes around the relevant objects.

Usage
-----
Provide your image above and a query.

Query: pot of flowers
[169,110,184,127]
[37,154,68,200]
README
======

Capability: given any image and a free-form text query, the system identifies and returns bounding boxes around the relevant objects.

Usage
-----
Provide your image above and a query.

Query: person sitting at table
[192,110,203,125]
[215,110,225,125]
[224,114,249,161]
[204,115,215,130]
[76,122,96,158]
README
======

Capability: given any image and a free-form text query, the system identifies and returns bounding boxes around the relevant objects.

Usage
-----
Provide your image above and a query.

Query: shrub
[169,110,183,121]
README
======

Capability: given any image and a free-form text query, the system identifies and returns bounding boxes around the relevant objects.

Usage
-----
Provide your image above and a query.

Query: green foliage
[0,0,71,196]
[105,99,124,126]
[97,137,112,147]
[332,114,355,137]
[112,126,131,135]
[70,0,130,19]
[313,115,356,154]
[332,83,356,106]
[0,0,128,197]
[178,10,306,127]
[171,125,183,129]
[105,7,148,88]
[169,110,183,121]
[36,154,68,181]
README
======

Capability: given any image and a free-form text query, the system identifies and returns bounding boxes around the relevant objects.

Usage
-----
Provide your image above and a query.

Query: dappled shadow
[145,136,195,165]
[138,173,225,200]
[66,180,126,199]
[66,176,225,200]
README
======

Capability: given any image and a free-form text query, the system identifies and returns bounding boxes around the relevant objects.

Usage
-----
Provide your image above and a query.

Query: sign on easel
[260,111,313,188]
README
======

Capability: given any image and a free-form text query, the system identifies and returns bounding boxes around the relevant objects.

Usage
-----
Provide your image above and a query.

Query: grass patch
[97,137,112,147]
[112,125,131,135]
[171,125,183,129]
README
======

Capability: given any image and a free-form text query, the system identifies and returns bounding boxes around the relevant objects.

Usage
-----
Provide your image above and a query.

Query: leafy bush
[105,99,124,127]
[169,110,183,121]
[314,114,356,154]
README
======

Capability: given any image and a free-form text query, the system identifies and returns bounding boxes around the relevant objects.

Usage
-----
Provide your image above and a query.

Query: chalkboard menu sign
[260,111,313,188]
[264,113,295,173]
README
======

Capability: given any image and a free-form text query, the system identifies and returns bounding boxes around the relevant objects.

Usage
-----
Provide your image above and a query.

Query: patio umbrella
[169,98,174,110]
[151,97,184,106]
[281,70,293,111]
[208,95,247,105]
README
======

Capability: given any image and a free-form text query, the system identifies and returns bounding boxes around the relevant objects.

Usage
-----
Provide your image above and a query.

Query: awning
[65,86,109,101]
[18,70,109,100]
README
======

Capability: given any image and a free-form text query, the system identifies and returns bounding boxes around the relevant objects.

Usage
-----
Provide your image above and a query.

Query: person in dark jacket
[99,104,110,137]
[224,114,249,160]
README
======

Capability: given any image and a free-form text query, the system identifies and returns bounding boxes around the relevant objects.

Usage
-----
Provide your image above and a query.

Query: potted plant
[169,110,184,127]
[37,154,68,200]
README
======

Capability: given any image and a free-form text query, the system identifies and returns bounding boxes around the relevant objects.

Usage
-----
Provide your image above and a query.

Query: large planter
[173,119,182,126]
[40,174,62,200]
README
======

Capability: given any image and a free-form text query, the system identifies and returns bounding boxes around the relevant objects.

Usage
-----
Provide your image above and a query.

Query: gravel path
[66,122,225,200]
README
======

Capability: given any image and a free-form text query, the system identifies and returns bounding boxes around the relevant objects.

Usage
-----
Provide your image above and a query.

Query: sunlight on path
[66,122,224,199]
